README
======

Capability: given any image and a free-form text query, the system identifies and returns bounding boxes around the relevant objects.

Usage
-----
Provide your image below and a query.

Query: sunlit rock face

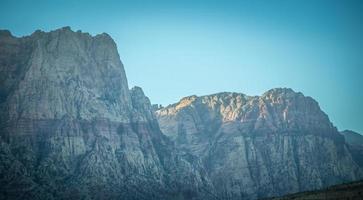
[156,89,363,199]
[0,27,212,200]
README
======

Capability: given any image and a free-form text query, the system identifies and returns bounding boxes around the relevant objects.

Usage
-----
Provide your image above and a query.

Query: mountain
[156,89,363,199]
[1,27,361,200]
[0,27,212,200]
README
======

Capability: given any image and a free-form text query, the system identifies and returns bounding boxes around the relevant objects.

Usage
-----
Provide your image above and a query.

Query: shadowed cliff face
[156,90,362,199]
[341,130,363,169]
[0,27,212,200]
[0,27,131,122]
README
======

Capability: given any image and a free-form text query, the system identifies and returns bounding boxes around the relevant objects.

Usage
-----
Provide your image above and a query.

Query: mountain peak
[0,29,13,38]
[130,86,144,93]
[48,26,72,34]
[0,27,130,121]
[262,87,299,97]
[27,26,114,43]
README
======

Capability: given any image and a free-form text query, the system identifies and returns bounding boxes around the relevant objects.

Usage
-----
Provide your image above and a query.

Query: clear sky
[0,0,362,133]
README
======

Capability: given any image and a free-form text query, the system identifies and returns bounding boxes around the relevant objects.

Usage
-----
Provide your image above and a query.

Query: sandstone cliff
[1,27,361,200]
[156,89,362,199]
[0,27,211,200]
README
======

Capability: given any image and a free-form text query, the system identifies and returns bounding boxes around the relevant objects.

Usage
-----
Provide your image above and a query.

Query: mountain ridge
[156,88,361,199]
[0,27,362,200]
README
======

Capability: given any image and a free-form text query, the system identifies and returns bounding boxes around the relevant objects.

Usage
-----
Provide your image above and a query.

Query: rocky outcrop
[341,130,363,146]
[341,130,363,169]
[156,89,363,199]
[0,27,211,200]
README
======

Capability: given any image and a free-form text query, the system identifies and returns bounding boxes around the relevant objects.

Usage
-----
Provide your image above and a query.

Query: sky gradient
[0,0,362,133]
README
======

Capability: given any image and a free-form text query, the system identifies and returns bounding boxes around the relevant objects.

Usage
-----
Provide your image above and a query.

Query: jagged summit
[0,25,131,121]
[29,26,115,45]
[163,88,305,110]
[0,26,111,40]
[157,88,336,140]
[263,87,296,95]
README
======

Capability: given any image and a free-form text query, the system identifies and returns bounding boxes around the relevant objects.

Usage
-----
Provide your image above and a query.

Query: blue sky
[0,0,362,133]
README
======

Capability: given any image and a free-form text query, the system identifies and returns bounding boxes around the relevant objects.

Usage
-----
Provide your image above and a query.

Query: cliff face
[0,27,131,122]
[156,89,362,199]
[0,27,211,200]
[1,27,361,200]
[341,130,363,169]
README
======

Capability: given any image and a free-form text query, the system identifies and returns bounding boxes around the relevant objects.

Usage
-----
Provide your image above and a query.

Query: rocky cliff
[341,130,363,146]
[0,27,212,200]
[1,27,361,200]
[341,130,363,169]
[156,89,363,199]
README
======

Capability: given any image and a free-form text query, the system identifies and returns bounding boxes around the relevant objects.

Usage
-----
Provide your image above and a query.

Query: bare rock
[0,27,210,200]
[156,89,362,199]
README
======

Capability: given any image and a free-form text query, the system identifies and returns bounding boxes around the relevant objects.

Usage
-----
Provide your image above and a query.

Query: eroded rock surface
[0,27,211,200]
[156,90,362,199]
[1,27,361,200]
[341,130,363,169]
